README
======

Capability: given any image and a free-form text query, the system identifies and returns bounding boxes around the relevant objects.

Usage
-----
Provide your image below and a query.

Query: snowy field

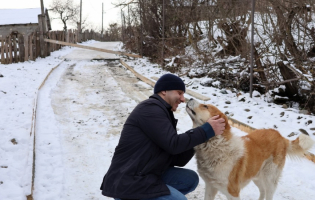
[1,41,315,200]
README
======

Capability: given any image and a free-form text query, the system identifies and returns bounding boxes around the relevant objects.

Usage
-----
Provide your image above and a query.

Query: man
[100,73,225,200]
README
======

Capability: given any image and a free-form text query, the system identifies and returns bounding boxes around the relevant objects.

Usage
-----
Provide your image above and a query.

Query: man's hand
[207,115,225,136]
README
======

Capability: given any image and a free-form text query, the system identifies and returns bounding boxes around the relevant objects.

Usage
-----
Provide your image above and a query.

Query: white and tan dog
[186,99,314,200]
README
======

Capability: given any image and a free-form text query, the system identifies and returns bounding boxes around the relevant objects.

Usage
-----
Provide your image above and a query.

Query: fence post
[18,34,25,62]
[38,15,46,58]
[4,36,9,64]
[35,31,40,58]
[46,31,50,57]
[77,22,81,43]
[62,31,65,43]
[29,34,33,61]
[66,30,69,43]
[13,34,18,63]
[70,30,74,43]
[0,37,5,64]
[8,35,13,63]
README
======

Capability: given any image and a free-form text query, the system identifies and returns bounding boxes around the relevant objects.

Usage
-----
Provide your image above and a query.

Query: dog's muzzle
[186,99,196,115]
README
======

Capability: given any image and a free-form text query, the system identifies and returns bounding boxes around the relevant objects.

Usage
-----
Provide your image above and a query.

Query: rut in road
[50,60,152,199]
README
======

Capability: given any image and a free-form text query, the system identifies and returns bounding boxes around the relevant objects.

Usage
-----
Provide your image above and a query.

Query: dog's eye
[203,105,208,109]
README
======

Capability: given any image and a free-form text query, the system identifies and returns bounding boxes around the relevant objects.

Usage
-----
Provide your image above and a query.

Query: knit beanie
[154,74,186,94]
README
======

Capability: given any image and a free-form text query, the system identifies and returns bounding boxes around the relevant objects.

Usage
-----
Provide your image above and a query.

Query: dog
[186,98,315,200]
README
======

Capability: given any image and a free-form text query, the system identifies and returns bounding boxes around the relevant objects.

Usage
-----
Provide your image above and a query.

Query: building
[0,8,51,38]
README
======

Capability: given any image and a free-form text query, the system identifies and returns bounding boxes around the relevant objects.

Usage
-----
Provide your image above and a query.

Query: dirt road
[50,59,153,199]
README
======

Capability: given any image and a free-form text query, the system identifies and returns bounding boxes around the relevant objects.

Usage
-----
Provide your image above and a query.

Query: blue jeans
[115,167,199,200]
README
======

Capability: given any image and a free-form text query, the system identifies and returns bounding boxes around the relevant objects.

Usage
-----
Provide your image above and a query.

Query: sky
[0,40,315,200]
[0,0,122,30]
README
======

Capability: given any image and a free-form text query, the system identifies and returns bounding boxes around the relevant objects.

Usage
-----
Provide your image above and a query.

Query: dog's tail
[287,133,315,159]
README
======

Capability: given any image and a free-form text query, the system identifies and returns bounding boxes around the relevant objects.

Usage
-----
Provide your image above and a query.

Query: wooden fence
[0,29,107,65]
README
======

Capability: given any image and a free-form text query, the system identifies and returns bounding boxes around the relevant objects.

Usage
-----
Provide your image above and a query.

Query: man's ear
[160,91,167,96]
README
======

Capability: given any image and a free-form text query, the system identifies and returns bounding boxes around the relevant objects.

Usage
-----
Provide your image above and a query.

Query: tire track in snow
[50,61,151,199]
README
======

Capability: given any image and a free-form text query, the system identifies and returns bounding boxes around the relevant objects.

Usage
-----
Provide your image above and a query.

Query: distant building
[0,8,51,37]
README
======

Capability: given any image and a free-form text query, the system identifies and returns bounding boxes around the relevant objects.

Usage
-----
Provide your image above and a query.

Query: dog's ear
[209,105,231,131]
[221,113,231,131]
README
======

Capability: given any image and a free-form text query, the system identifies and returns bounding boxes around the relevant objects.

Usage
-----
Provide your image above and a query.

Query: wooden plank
[227,117,256,134]
[1,39,5,64]
[51,32,55,51]
[50,32,54,52]
[4,37,9,64]
[24,34,29,61]
[9,35,13,64]
[46,32,49,54]
[38,15,46,58]
[46,31,50,57]
[27,60,65,200]
[74,31,77,43]
[18,34,25,62]
[61,31,65,44]
[29,34,34,61]
[120,59,156,87]
[56,32,60,49]
[70,30,74,43]
[13,35,18,63]
[121,60,211,101]
[66,30,70,43]
[54,32,58,50]
[36,32,40,58]
[44,38,142,58]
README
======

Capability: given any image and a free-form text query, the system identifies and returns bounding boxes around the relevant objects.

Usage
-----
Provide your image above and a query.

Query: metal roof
[0,8,41,25]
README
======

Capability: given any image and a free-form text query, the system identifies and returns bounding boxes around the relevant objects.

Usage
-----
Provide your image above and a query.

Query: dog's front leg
[204,182,218,200]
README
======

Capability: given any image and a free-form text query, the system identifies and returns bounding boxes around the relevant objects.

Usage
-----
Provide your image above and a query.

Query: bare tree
[71,14,89,31]
[49,0,80,32]
[108,23,121,41]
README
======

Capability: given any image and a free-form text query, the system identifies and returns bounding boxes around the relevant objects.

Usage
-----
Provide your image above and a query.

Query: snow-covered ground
[1,41,315,200]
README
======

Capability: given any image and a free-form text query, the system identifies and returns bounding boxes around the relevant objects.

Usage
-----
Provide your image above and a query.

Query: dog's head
[186,98,230,131]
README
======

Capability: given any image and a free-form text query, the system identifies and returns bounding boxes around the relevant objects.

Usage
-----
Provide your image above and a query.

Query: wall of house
[0,23,38,37]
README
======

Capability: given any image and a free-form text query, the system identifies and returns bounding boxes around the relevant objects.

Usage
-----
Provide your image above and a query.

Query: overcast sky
[0,0,122,31]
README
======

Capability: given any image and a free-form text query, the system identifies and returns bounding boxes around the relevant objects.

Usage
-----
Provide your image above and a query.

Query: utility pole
[39,0,46,57]
[39,0,45,31]
[250,0,256,98]
[121,9,125,43]
[40,0,44,16]
[80,0,82,27]
[139,1,143,56]
[162,0,165,66]
[78,0,82,42]
[128,4,131,27]
[102,3,104,37]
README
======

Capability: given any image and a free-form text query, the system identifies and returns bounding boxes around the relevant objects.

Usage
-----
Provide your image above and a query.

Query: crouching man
[100,73,225,200]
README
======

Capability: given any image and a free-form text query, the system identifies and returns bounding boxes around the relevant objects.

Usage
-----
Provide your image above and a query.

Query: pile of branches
[119,0,315,113]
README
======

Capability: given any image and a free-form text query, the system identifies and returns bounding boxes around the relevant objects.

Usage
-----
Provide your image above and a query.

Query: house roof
[0,8,42,25]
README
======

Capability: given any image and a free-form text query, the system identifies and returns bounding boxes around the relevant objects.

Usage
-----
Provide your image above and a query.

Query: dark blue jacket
[100,94,214,199]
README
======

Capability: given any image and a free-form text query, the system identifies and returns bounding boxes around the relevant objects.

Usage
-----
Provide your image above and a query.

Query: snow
[0,40,315,200]
[0,8,41,25]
